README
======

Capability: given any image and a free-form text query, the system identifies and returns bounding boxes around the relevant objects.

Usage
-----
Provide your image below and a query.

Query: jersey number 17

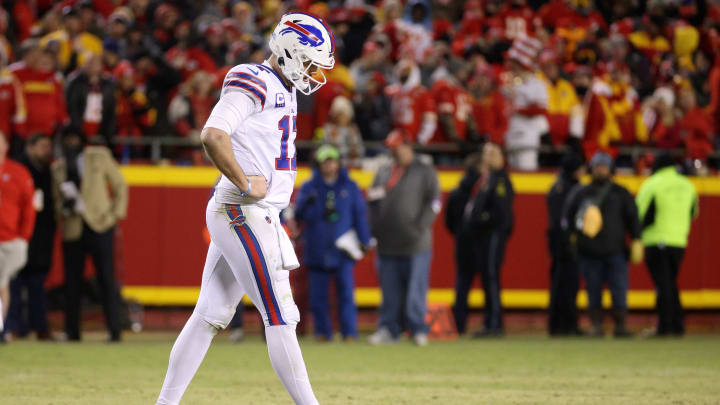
[276,115,297,171]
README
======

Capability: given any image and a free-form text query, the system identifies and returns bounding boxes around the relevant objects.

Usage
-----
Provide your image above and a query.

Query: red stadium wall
[45,166,720,309]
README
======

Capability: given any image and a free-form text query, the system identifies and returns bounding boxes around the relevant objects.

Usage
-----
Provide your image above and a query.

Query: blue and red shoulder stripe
[224,68,266,108]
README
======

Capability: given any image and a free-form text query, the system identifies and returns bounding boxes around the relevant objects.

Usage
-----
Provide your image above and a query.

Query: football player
[156,13,335,405]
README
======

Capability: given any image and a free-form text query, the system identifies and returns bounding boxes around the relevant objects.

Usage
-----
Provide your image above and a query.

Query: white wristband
[241,180,251,197]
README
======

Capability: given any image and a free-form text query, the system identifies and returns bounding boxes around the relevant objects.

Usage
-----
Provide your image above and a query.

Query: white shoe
[229,328,245,343]
[368,327,396,345]
[413,333,429,346]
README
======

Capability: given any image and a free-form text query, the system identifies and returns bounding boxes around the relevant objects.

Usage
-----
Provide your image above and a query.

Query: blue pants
[309,261,357,339]
[579,254,628,310]
[6,268,50,336]
[377,251,431,337]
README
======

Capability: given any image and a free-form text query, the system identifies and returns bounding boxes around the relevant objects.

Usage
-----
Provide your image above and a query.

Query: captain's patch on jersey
[275,93,285,108]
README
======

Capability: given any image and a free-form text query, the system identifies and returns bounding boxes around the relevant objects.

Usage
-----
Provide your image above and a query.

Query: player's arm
[201,91,266,198]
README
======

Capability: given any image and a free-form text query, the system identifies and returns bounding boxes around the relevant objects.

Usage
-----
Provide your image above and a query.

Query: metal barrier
[108,136,719,166]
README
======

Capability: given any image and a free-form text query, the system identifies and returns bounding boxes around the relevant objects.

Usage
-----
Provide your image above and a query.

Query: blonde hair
[329,96,354,121]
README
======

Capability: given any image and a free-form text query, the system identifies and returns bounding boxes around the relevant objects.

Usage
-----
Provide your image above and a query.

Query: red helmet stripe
[283,20,320,42]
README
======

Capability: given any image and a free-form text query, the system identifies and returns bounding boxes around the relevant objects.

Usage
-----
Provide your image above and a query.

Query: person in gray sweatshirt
[367,129,440,346]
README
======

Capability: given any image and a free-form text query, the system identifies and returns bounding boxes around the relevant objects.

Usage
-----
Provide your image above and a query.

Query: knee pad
[261,301,300,327]
[195,305,235,331]
[281,303,300,326]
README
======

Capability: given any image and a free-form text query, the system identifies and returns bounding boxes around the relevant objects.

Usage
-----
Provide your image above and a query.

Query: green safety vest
[635,167,698,248]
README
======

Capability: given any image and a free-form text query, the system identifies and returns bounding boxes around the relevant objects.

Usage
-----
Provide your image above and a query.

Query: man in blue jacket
[294,145,371,342]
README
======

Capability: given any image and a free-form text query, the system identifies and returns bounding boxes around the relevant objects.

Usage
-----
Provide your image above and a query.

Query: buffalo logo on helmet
[280,20,325,48]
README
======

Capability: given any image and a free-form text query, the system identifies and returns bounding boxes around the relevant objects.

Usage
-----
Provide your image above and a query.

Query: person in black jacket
[5,134,56,340]
[65,54,116,143]
[446,143,514,337]
[546,154,585,336]
[563,152,642,337]
[354,73,392,150]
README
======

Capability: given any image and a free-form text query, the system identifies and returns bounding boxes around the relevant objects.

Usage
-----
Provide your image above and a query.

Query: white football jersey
[206,62,298,210]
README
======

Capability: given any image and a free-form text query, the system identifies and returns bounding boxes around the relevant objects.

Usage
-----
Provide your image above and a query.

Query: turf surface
[1,332,719,404]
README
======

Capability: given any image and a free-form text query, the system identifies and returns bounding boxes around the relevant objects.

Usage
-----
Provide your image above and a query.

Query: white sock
[265,325,319,405]
[157,312,218,405]
[0,298,4,332]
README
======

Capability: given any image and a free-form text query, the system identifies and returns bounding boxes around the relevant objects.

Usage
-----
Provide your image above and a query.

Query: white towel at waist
[269,209,299,271]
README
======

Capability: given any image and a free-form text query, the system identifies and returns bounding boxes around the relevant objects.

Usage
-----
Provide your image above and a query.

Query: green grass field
[1,333,719,404]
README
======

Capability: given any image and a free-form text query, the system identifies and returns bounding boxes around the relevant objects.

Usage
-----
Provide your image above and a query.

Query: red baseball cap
[385,129,411,148]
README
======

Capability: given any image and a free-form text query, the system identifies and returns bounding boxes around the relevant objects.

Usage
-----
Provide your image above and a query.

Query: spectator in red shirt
[9,40,67,146]
[429,63,477,144]
[457,0,486,40]
[469,64,508,146]
[113,61,156,159]
[0,133,36,338]
[496,0,539,41]
[675,88,714,164]
[152,3,180,51]
[0,57,26,155]
[8,2,35,43]
[378,0,407,62]
[388,58,436,144]
[537,0,576,29]
[165,21,217,82]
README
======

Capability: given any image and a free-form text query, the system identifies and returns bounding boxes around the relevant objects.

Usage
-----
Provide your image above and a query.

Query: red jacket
[0,159,36,242]
[0,69,26,139]
[390,85,436,141]
[472,91,508,145]
[677,108,714,160]
[165,47,217,81]
[430,79,473,142]
[10,63,67,138]
[497,5,537,40]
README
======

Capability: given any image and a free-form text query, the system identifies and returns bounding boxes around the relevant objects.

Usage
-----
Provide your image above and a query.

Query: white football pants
[157,199,318,405]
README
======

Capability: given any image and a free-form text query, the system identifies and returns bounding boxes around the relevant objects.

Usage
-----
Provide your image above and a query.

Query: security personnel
[446,143,514,337]
[636,154,698,337]
[564,152,642,338]
[546,154,585,336]
[294,144,371,342]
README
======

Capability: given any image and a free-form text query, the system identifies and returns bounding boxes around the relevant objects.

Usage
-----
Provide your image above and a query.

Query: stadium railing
[108,136,720,169]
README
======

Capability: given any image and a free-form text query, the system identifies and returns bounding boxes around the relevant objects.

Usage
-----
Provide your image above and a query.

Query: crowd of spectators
[0,0,719,171]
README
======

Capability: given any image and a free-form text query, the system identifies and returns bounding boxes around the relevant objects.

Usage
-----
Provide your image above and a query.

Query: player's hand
[246,175,268,199]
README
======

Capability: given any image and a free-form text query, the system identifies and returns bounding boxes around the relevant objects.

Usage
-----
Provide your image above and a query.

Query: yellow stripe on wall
[121,286,720,309]
[121,165,221,187]
[120,166,720,195]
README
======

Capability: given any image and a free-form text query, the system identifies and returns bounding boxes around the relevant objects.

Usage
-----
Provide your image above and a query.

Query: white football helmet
[269,12,335,95]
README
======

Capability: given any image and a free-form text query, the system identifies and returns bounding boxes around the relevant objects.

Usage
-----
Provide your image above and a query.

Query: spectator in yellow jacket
[538,50,584,147]
[40,5,102,74]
